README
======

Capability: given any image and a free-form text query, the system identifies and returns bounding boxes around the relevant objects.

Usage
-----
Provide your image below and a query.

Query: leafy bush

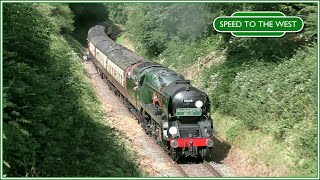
[225,45,317,175]
[125,4,212,57]
[105,3,128,25]
[227,45,316,136]
[157,35,224,68]
[3,3,141,177]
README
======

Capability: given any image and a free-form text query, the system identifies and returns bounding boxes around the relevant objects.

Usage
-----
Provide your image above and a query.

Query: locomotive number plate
[176,108,202,116]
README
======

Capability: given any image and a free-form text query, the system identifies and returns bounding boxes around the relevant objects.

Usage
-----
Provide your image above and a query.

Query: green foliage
[207,3,315,63]
[201,61,244,109]
[125,4,212,57]
[225,45,317,176]
[105,3,128,25]
[227,45,317,135]
[121,3,317,60]
[279,3,317,41]
[52,4,75,33]
[158,35,223,69]
[226,123,244,141]
[3,3,53,67]
[36,4,75,34]
[125,4,168,57]
[3,3,140,177]
[287,120,317,176]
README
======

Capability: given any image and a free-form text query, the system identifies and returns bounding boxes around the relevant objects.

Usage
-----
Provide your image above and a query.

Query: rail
[203,161,223,177]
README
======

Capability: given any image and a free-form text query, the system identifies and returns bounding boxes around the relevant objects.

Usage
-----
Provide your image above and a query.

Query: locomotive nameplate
[176,108,202,116]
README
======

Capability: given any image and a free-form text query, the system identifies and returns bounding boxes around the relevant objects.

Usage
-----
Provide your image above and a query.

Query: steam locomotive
[87,24,214,160]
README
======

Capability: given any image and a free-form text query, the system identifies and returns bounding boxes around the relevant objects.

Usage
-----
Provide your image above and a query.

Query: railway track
[158,142,222,177]
[177,161,223,177]
[203,161,223,177]
[175,163,189,177]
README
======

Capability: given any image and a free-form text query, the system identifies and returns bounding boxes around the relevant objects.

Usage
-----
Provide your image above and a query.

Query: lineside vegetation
[3,3,141,177]
[109,3,317,176]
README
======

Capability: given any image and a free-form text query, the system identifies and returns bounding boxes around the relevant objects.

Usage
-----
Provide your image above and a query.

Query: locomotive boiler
[87,24,214,160]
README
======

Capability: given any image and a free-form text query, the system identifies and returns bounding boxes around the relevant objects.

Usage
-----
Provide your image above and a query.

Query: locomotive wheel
[201,147,212,161]
[150,120,157,139]
[140,110,150,131]
[157,126,163,143]
[138,113,143,124]
[170,148,177,161]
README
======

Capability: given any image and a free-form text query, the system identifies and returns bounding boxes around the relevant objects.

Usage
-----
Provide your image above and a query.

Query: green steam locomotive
[88,24,214,160]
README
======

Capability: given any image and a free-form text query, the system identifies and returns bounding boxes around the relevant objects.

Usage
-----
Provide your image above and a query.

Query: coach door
[125,63,143,109]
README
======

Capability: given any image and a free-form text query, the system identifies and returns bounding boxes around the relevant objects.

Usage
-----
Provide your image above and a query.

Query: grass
[237,131,289,173]
[212,111,241,142]
[213,112,291,176]
[115,32,126,45]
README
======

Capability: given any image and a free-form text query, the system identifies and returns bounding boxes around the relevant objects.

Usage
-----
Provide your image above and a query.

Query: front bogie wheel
[170,148,177,161]
[201,147,212,161]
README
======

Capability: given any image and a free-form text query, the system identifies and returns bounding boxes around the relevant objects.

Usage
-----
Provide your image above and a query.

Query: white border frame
[0,1,319,179]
